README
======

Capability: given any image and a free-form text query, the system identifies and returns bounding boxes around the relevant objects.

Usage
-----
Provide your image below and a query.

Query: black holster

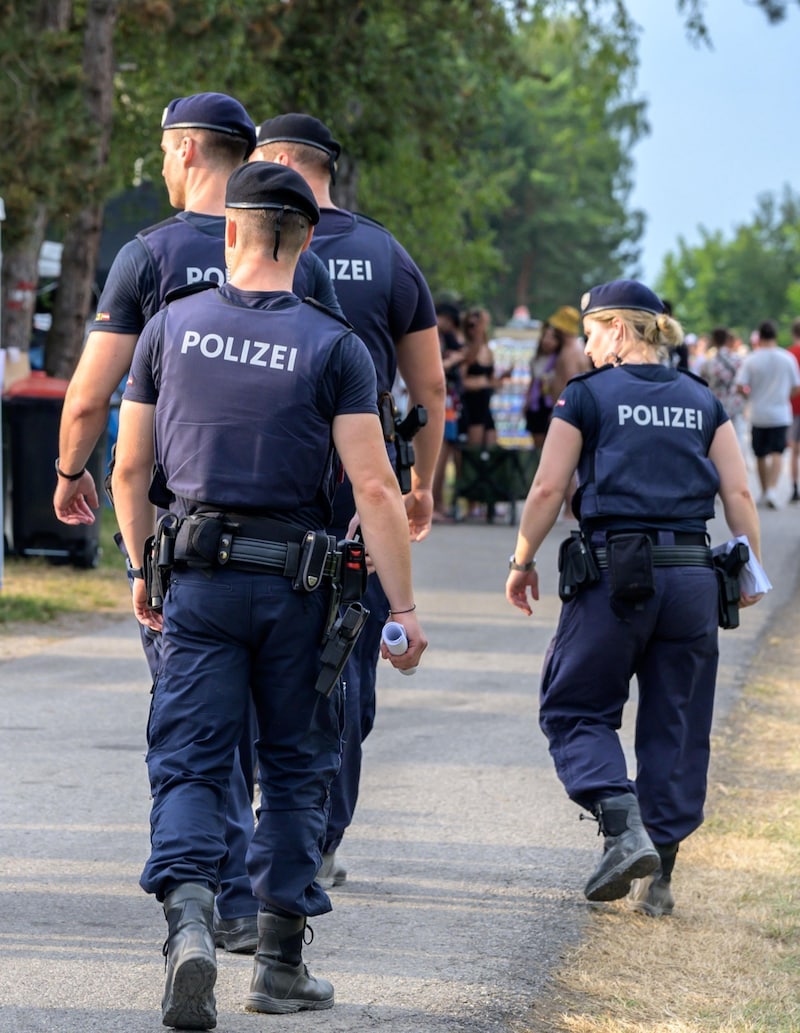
[713,541,749,629]
[378,390,428,495]
[143,513,180,612]
[315,602,370,697]
[557,530,601,602]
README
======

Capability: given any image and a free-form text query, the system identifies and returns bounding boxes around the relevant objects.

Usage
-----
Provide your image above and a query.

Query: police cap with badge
[226,161,320,260]
[580,279,665,319]
[255,113,341,184]
[161,92,257,158]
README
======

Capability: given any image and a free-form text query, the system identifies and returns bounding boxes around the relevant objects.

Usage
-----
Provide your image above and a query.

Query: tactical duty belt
[593,545,713,569]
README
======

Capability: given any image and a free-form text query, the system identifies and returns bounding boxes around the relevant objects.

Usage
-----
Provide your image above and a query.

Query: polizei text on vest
[618,404,703,429]
[181,330,298,370]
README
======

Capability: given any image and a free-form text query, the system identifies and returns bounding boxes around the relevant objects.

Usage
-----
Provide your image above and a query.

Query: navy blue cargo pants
[140,567,343,917]
[539,562,719,847]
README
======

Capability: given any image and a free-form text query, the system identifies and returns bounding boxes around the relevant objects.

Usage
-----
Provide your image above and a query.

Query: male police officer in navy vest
[251,114,445,888]
[54,93,341,954]
[112,161,427,1027]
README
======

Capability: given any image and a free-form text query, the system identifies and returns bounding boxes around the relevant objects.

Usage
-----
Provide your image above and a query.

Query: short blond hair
[588,308,684,360]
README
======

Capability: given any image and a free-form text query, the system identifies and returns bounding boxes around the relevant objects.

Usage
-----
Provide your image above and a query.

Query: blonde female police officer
[506,279,762,916]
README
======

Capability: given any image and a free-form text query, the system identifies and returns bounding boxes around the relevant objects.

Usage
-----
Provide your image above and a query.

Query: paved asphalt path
[1,468,797,1033]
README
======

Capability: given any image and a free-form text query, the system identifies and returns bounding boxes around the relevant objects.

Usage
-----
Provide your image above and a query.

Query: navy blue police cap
[255,113,340,184]
[161,92,257,158]
[225,161,320,225]
[255,113,341,160]
[580,279,665,318]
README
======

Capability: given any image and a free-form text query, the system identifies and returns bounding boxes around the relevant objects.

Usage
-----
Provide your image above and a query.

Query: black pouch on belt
[557,531,600,602]
[606,533,655,604]
[174,513,229,567]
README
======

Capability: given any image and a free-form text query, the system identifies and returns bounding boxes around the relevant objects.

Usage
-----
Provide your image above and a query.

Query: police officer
[251,113,445,886]
[505,279,763,916]
[54,92,341,953]
[112,161,427,1028]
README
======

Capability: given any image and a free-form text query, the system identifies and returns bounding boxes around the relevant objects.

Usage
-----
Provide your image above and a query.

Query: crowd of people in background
[432,297,800,523]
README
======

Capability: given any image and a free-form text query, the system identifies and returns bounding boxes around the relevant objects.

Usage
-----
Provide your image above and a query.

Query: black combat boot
[161,883,217,1030]
[584,792,660,902]
[628,841,679,916]
[245,912,334,1014]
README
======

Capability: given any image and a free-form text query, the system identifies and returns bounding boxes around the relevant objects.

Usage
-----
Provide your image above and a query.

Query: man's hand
[132,577,163,632]
[505,568,540,616]
[379,612,427,672]
[404,487,433,542]
[53,471,100,525]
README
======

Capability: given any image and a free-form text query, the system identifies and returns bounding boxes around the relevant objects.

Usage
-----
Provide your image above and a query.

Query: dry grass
[524,618,800,1033]
[0,508,130,655]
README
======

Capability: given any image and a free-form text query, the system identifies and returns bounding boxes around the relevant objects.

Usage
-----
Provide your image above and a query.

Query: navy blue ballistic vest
[153,290,348,526]
[310,211,396,394]
[138,215,226,315]
[572,366,722,525]
[137,213,334,322]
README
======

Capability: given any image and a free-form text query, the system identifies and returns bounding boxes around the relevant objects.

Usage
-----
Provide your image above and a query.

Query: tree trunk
[515,250,534,312]
[332,154,360,213]
[44,0,117,379]
[46,204,105,379]
[1,205,48,357]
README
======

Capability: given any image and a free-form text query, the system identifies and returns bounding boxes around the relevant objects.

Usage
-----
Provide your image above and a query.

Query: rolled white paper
[382,621,417,676]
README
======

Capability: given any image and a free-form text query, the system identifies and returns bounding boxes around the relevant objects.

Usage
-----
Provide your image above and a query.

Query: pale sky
[625,0,800,285]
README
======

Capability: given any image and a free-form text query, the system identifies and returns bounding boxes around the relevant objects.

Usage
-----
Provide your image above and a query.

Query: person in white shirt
[735,319,800,508]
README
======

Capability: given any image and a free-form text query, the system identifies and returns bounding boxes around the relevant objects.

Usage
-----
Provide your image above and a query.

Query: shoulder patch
[352,211,389,232]
[570,364,613,382]
[679,367,709,386]
[303,296,354,329]
[163,281,218,305]
[136,215,181,239]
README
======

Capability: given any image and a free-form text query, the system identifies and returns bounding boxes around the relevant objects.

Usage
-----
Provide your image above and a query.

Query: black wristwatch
[128,566,145,580]
[55,458,86,481]
[509,554,536,572]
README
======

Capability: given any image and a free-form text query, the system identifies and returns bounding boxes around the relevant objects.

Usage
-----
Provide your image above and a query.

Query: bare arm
[551,341,588,402]
[710,419,762,580]
[54,330,138,524]
[333,411,427,671]
[395,326,446,541]
[110,399,160,631]
[506,419,583,615]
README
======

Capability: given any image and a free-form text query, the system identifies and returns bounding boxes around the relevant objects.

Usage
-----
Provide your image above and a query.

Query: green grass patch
[0,506,130,625]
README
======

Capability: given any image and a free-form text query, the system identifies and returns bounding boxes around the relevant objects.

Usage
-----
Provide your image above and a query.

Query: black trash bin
[3,371,107,568]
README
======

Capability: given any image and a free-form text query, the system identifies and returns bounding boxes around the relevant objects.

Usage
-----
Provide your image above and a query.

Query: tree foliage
[1,0,795,369]
[474,10,647,320]
[656,187,800,340]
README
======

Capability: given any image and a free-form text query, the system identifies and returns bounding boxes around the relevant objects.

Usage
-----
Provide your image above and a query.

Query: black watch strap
[128,566,145,580]
[55,458,86,481]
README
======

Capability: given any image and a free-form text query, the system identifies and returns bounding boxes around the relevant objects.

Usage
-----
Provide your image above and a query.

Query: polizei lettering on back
[186,266,226,285]
[181,330,298,370]
[327,258,373,281]
[617,404,703,430]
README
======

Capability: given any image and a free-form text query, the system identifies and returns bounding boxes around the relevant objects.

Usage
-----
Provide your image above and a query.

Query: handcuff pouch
[293,530,332,592]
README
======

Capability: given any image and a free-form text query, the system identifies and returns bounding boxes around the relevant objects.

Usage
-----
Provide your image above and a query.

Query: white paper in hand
[382,621,417,676]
